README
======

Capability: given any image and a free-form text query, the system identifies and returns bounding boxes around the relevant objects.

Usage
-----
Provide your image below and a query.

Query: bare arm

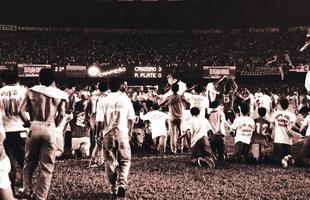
[285,54,295,68]
[266,56,277,65]
[214,76,227,88]
[18,90,31,128]
[55,100,66,127]
[127,119,134,139]
[158,98,168,108]
[235,92,245,101]
[231,78,239,94]
[185,85,196,93]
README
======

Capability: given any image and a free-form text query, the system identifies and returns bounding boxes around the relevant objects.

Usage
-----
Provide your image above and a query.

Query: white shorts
[0,156,11,189]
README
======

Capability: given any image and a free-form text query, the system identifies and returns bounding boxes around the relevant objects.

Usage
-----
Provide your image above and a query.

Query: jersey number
[224,96,230,103]
[2,99,19,117]
[109,111,121,127]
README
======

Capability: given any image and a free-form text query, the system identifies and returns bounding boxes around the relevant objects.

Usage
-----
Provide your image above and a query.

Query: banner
[66,65,86,77]
[132,66,164,79]
[289,65,309,73]
[18,64,51,77]
[203,66,236,79]
[87,66,127,78]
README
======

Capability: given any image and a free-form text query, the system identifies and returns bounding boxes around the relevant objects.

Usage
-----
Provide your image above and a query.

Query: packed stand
[0,29,309,70]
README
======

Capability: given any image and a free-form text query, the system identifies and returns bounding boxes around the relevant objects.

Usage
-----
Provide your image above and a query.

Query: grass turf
[48,154,310,200]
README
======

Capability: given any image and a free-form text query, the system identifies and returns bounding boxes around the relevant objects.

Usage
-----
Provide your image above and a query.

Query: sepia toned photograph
[0,0,309,199]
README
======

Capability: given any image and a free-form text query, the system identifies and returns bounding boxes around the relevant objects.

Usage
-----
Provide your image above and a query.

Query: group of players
[0,69,310,200]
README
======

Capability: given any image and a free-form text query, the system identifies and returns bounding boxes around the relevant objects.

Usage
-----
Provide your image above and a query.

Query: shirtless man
[18,69,68,200]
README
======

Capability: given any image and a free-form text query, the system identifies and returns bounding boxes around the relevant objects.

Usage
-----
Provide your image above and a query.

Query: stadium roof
[0,0,310,29]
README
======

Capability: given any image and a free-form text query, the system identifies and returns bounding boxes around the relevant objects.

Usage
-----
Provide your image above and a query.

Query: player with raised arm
[299,27,310,52]
[162,73,187,99]
[184,84,208,119]
[219,76,238,124]
[159,83,187,154]
[96,77,135,198]
[0,72,27,195]
[205,76,225,110]
[18,69,68,200]
[266,50,295,81]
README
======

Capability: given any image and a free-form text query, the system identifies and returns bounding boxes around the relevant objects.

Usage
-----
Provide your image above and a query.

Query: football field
[47,137,310,200]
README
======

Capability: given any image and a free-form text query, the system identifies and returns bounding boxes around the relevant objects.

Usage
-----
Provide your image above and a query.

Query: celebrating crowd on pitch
[0,70,310,200]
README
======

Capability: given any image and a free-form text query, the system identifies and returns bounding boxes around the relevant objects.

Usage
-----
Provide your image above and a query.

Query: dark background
[0,0,309,29]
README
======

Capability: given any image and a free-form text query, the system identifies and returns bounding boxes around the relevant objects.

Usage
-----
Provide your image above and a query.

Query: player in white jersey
[254,88,263,110]
[140,103,169,156]
[0,72,27,194]
[184,84,207,119]
[270,98,296,167]
[205,76,229,112]
[179,107,214,168]
[260,89,272,118]
[230,103,255,163]
[162,73,187,99]
[96,77,135,198]
[88,81,109,167]
[0,112,15,200]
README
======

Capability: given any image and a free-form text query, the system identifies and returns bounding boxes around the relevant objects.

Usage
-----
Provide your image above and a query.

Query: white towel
[31,85,69,101]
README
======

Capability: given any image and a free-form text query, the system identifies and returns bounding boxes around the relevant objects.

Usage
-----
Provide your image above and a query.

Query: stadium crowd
[0,68,310,199]
[0,29,309,71]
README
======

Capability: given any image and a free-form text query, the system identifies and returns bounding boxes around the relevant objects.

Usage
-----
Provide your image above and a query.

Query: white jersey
[301,115,310,136]
[261,94,272,110]
[271,94,279,109]
[188,116,212,147]
[205,83,217,109]
[270,110,296,145]
[90,90,101,114]
[231,116,255,145]
[248,93,255,114]
[96,91,135,137]
[184,92,207,119]
[0,155,11,189]
[254,92,263,107]
[305,71,310,92]
[140,110,169,139]
[0,85,27,132]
